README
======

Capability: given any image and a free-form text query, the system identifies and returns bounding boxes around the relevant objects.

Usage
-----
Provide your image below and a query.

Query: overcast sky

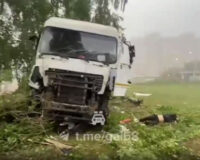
[123,0,200,38]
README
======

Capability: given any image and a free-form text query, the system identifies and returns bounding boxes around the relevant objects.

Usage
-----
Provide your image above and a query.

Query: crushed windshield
[38,27,117,64]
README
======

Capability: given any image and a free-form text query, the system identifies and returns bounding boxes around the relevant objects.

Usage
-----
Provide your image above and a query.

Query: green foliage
[62,0,91,21]
[1,82,200,159]
[0,119,47,152]
[105,83,200,160]
[93,0,123,29]
[0,88,55,160]
[0,1,129,159]
[0,0,126,74]
[0,0,52,72]
[0,70,13,82]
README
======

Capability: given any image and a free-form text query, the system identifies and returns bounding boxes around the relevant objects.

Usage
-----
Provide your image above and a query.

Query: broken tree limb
[45,138,73,155]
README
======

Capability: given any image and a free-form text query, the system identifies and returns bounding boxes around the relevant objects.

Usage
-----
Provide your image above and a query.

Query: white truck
[29,17,135,125]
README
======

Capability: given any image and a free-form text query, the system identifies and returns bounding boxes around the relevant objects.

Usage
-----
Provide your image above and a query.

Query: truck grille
[45,69,103,105]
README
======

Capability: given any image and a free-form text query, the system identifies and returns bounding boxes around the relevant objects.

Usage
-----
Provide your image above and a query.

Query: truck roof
[44,17,119,39]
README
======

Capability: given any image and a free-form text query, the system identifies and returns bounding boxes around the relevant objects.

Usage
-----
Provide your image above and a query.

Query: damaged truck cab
[29,17,135,125]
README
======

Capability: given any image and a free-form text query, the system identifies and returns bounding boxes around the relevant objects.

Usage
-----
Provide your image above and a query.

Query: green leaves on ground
[1,82,200,159]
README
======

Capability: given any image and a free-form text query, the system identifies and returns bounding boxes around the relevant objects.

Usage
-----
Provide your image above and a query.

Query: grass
[0,82,200,159]
[0,70,13,82]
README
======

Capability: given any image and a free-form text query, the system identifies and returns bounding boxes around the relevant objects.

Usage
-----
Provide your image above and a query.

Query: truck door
[113,43,132,96]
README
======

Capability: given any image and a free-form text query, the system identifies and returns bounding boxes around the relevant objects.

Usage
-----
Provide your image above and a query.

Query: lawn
[0,82,200,160]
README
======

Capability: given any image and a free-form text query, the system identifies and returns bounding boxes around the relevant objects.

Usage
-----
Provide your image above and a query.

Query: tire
[102,100,109,119]
[31,88,41,101]
[28,88,41,110]
[99,89,111,121]
[41,87,54,119]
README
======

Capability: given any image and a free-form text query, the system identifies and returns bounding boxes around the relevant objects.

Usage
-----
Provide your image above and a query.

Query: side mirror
[129,45,135,65]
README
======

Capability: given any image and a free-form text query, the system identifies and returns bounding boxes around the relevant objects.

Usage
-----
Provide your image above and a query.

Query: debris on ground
[120,118,132,124]
[45,137,73,155]
[0,111,41,123]
[127,97,143,106]
[139,114,177,125]
[119,125,130,133]
[133,116,139,123]
[113,106,121,111]
[134,92,152,97]
[112,97,143,107]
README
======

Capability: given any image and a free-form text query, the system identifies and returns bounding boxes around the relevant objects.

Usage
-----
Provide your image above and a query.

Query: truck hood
[36,56,111,94]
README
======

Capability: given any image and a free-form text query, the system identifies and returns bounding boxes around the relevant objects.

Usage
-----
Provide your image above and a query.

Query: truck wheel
[102,99,109,119]
[99,90,111,121]
[28,88,41,110]
[31,89,41,101]
[41,88,54,119]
